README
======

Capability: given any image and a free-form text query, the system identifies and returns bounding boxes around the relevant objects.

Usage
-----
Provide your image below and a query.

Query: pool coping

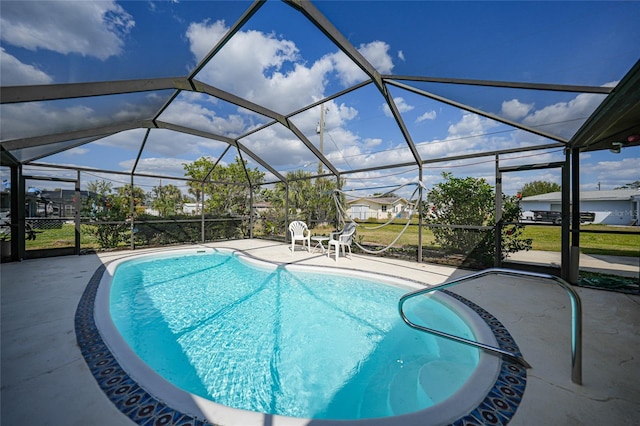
[76,247,527,426]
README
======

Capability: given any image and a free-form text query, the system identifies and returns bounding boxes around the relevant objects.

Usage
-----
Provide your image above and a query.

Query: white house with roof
[182,202,202,215]
[520,189,639,226]
[251,201,272,217]
[346,197,411,220]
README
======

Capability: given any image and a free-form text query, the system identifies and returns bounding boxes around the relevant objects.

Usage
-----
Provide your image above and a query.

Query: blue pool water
[109,251,480,420]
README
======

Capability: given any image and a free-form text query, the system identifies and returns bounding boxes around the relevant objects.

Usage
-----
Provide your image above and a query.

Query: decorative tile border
[76,265,526,426]
[75,266,213,426]
[443,289,527,425]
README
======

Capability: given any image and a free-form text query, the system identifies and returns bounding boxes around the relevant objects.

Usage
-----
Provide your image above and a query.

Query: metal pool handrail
[398,267,582,385]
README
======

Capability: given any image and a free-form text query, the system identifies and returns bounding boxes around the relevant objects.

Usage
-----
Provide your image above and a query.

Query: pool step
[388,358,434,414]
[419,360,473,404]
[359,355,435,418]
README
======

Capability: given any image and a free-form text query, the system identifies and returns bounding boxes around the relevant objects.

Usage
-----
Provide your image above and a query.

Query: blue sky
[1,0,639,198]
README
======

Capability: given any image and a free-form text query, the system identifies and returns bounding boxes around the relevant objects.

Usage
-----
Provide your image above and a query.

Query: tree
[273,170,314,222]
[520,180,561,197]
[83,180,143,248]
[271,170,338,226]
[309,177,339,225]
[373,192,398,198]
[615,180,640,189]
[425,172,531,265]
[183,156,265,216]
[112,184,147,217]
[151,183,185,217]
[183,156,212,215]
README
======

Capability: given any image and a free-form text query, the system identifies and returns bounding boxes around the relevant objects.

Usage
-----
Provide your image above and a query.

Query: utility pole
[316,104,325,175]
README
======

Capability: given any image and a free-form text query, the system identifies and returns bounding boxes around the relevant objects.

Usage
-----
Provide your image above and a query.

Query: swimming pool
[82,247,527,425]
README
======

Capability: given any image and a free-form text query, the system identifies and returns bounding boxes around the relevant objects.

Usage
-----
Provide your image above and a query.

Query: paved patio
[1,239,639,425]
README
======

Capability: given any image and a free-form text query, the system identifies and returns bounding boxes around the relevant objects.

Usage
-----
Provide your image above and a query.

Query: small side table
[311,236,329,253]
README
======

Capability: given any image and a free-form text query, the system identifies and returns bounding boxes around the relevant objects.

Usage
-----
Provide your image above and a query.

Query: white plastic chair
[289,220,311,253]
[327,222,356,261]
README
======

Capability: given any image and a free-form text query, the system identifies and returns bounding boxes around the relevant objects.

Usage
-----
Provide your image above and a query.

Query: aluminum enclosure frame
[1,1,639,275]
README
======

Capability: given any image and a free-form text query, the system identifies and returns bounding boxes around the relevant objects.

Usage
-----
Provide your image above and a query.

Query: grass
[316,220,639,257]
[24,224,100,250]
[521,224,640,257]
[20,221,640,258]
[575,225,640,257]
[313,222,437,249]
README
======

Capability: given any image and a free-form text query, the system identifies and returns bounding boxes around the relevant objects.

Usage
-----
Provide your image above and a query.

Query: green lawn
[24,223,100,250]
[521,224,640,257]
[314,222,437,248]
[316,221,639,257]
[20,221,640,258]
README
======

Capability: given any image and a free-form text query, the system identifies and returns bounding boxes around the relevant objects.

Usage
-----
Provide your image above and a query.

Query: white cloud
[447,112,499,138]
[358,41,394,74]
[382,97,414,118]
[93,128,231,164]
[581,157,640,190]
[398,50,405,61]
[333,102,359,123]
[181,20,401,174]
[330,50,368,87]
[112,93,167,121]
[119,157,190,177]
[522,92,606,139]
[327,40,394,86]
[2,12,423,187]
[186,21,394,114]
[363,138,383,149]
[0,48,53,85]
[159,98,251,139]
[187,21,320,113]
[241,125,316,169]
[92,128,146,150]
[2,91,167,145]
[413,112,517,164]
[416,110,437,123]
[501,99,534,121]
[64,147,89,156]
[0,103,105,141]
[0,1,134,60]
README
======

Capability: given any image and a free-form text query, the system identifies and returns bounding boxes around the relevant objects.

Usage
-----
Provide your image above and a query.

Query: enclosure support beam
[75,171,81,255]
[570,148,581,284]
[2,120,152,151]
[336,175,342,229]
[386,75,612,94]
[285,185,290,243]
[494,155,503,267]
[17,169,26,261]
[201,182,206,243]
[9,164,20,261]
[387,80,568,144]
[249,185,254,239]
[417,166,423,263]
[285,0,421,167]
[130,175,135,251]
[561,150,571,281]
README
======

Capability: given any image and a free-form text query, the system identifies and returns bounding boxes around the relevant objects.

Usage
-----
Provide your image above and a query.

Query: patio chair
[327,222,357,261]
[289,220,311,253]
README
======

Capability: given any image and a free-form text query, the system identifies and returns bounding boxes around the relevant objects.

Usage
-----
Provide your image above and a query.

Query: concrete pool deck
[1,239,639,425]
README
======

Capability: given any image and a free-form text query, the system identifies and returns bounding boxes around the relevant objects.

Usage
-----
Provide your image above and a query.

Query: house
[346,197,410,220]
[520,189,639,226]
[251,201,272,217]
[33,189,92,218]
[182,202,202,215]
